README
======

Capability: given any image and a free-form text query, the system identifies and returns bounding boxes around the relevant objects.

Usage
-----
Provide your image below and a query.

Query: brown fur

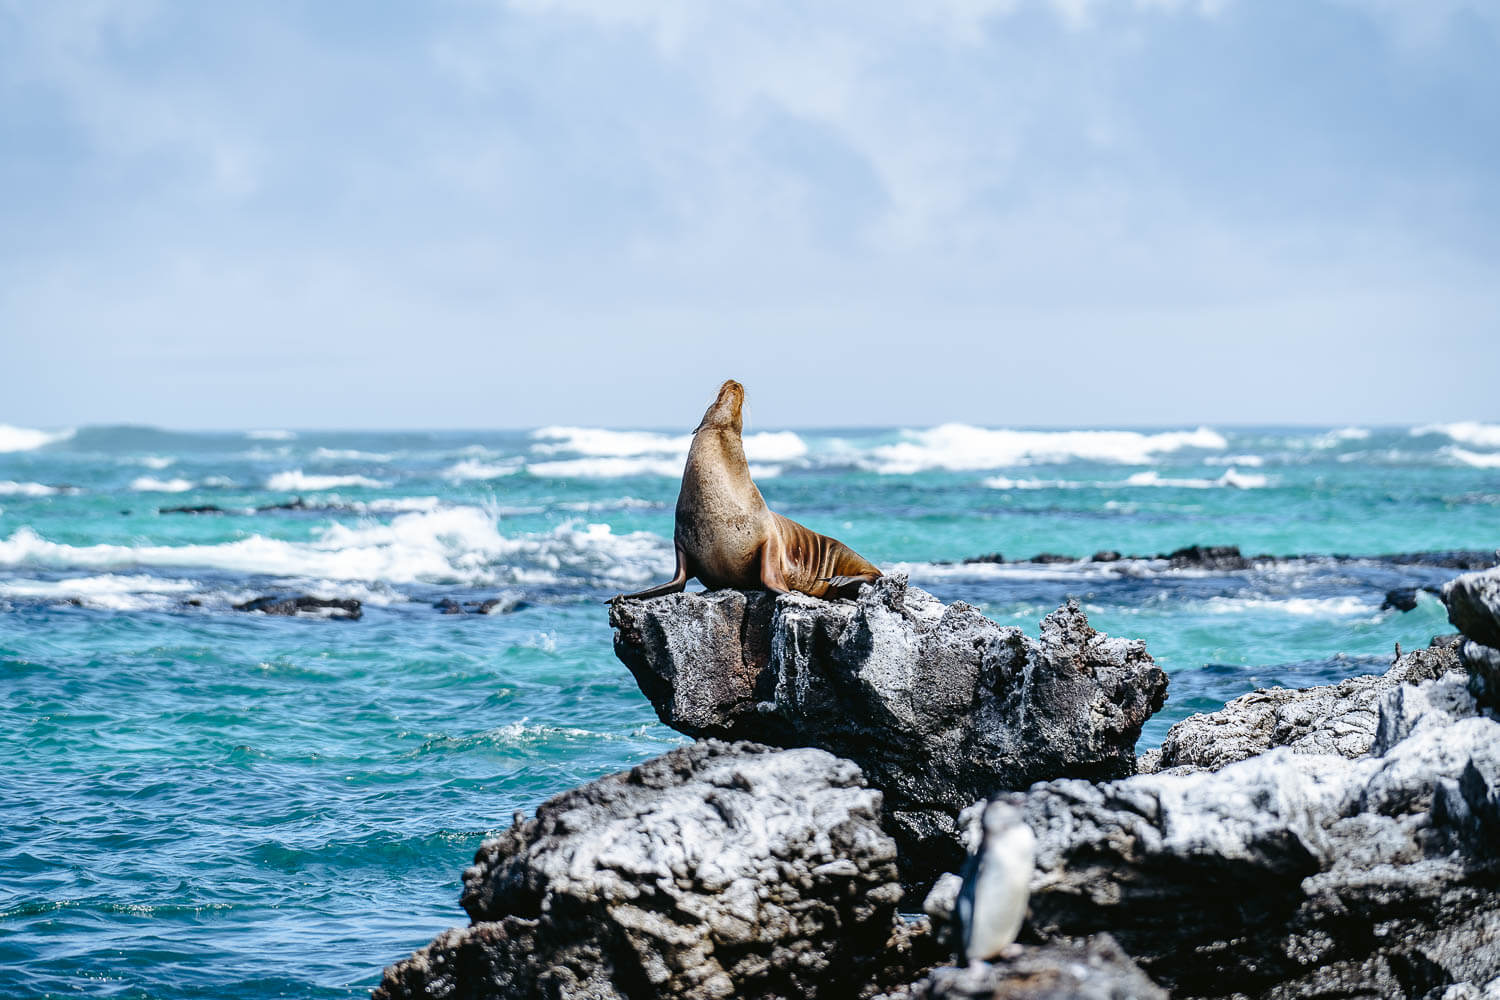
[615,380,882,601]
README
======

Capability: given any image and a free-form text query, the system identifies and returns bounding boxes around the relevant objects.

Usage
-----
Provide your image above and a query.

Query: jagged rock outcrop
[998,673,1500,999]
[609,575,1168,889]
[898,936,1168,1000]
[1444,567,1500,709]
[1141,635,1462,773]
[375,740,941,1000]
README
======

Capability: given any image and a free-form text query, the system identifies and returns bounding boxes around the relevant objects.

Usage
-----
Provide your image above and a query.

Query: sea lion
[615,379,882,601]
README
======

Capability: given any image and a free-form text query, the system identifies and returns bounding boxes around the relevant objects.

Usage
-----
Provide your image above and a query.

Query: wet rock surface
[1003,672,1500,999]
[232,594,362,620]
[1141,634,1462,773]
[376,740,940,1000]
[609,575,1168,890]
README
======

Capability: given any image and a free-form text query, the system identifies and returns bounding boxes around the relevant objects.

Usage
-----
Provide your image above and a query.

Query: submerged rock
[1165,544,1251,570]
[1005,673,1500,999]
[375,740,938,1000]
[233,595,362,620]
[609,575,1168,890]
[1383,586,1423,612]
[1142,634,1462,773]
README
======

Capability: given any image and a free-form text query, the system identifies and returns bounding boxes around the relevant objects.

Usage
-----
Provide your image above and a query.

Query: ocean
[2,420,1497,998]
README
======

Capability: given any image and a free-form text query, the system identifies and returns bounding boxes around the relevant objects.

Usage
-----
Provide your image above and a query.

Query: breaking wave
[1413,422,1500,448]
[0,507,667,589]
[0,424,74,453]
[265,470,390,491]
[866,424,1227,474]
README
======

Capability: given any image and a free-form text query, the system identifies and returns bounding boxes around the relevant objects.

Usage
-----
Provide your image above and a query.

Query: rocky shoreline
[376,564,1500,1000]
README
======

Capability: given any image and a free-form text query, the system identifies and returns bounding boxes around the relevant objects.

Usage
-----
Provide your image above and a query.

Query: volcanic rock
[1003,673,1500,999]
[1142,634,1462,773]
[374,740,939,1000]
[233,595,362,620]
[900,936,1167,1000]
[608,575,1168,890]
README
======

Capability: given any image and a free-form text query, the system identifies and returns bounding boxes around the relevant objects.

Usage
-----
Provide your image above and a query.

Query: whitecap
[532,426,806,463]
[1204,454,1266,467]
[130,477,195,493]
[866,424,1226,473]
[527,457,684,479]
[265,470,389,491]
[1446,447,1500,469]
[0,509,669,589]
[247,429,296,441]
[1124,469,1267,489]
[1199,595,1378,617]
[0,481,59,497]
[311,448,394,462]
[1311,427,1371,448]
[532,426,692,457]
[442,459,521,482]
[131,455,176,470]
[1412,422,1500,448]
[0,424,74,453]
[0,573,197,611]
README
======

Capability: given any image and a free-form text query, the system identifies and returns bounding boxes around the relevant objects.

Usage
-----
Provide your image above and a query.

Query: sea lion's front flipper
[613,543,691,602]
[758,532,791,595]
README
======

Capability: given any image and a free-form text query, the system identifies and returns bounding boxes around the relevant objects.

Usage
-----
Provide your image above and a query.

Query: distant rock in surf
[1382,586,1423,612]
[608,575,1167,891]
[233,595,362,620]
[1164,543,1251,570]
[159,504,227,515]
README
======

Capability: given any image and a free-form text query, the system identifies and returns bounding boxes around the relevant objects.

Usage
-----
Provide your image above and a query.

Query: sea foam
[265,470,389,491]
[0,481,60,497]
[0,424,74,453]
[532,426,808,463]
[130,477,195,493]
[1446,447,1500,469]
[0,508,668,589]
[1413,422,1500,448]
[867,424,1227,473]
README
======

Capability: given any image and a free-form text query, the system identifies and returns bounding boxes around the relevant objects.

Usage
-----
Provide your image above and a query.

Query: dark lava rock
[1383,587,1422,612]
[1442,566,1500,711]
[1444,566,1500,650]
[901,936,1167,1000]
[375,740,940,1000]
[159,504,226,515]
[233,595,362,620]
[608,575,1167,891]
[1004,674,1500,999]
[962,553,1006,565]
[1026,553,1074,564]
[1163,544,1250,570]
[1383,550,1500,571]
[1141,634,1463,773]
[1090,550,1122,563]
[434,599,465,614]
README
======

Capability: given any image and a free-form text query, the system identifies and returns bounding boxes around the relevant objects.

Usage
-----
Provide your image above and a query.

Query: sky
[2,0,1498,430]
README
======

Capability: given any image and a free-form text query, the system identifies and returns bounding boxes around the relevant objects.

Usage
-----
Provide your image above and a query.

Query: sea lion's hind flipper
[611,543,691,602]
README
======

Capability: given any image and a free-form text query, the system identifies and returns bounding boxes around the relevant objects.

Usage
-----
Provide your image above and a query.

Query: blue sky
[2,0,1497,429]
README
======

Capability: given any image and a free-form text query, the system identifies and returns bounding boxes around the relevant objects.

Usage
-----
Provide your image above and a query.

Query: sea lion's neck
[678,427,763,516]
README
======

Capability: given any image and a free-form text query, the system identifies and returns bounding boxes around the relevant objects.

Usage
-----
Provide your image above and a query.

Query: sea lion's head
[697,379,745,435]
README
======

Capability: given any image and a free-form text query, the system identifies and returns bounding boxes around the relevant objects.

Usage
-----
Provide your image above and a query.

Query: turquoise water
[2,421,1497,998]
